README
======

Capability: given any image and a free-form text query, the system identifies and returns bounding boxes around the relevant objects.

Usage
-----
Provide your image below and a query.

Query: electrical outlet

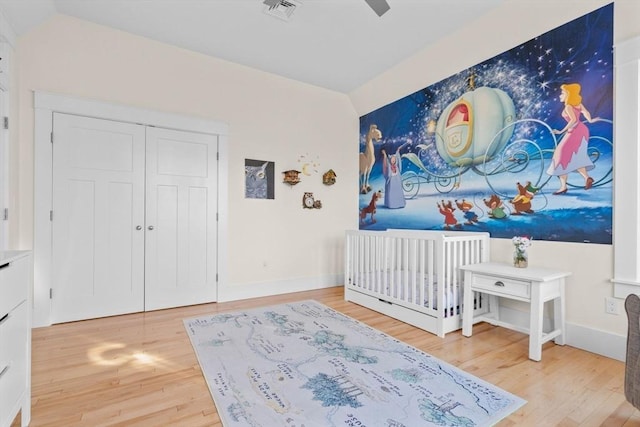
[605,297,619,315]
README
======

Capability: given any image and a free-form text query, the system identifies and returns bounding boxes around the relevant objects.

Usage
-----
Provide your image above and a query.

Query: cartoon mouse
[455,199,479,225]
[483,194,507,219]
[510,181,537,215]
[437,200,462,230]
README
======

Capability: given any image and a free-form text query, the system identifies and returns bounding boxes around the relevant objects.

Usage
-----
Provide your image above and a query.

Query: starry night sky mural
[358,3,613,244]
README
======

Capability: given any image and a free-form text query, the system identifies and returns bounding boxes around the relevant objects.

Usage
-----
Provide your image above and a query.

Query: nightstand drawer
[471,273,530,299]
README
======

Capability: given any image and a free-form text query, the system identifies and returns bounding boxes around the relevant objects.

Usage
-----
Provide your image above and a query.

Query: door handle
[136,225,142,230]
[148,226,154,231]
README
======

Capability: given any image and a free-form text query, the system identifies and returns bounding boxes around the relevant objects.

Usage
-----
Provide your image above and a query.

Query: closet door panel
[145,127,218,310]
[156,185,178,290]
[51,113,145,323]
[64,179,95,294]
[107,182,136,294]
[188,186,208,287]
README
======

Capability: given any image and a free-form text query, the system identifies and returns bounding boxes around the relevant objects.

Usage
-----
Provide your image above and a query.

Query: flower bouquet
[512,236,532,268]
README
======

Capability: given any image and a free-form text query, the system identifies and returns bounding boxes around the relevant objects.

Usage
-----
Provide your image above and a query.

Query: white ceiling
[0,0,504,93]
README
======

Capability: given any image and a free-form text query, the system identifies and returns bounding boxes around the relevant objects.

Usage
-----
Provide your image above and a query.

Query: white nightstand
[460,262,571,361]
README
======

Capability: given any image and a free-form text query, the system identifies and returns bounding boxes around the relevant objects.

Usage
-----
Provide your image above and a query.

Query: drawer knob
[494,281,505,287]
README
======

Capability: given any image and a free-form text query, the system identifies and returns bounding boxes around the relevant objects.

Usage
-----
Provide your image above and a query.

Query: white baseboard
[217,275,342,303]
[565,322,626,362]
[498,306,626,362]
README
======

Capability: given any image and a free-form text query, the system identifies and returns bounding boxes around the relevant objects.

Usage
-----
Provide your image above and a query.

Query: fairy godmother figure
[381,140,411,208]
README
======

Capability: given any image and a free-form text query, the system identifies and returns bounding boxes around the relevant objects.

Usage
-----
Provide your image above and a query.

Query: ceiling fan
[363,0,391,17]
[262,0,391,18]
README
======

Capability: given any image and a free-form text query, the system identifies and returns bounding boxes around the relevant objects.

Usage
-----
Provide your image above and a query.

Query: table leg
[462,271,473,337]
[554,281,566,345]
[529,282,543,361]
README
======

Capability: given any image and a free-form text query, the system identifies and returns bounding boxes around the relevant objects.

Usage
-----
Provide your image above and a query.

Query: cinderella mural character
[547,83,601,195]
[381,140,412,208]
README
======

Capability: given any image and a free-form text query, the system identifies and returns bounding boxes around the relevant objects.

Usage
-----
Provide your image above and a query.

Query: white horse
[359,124,382,194]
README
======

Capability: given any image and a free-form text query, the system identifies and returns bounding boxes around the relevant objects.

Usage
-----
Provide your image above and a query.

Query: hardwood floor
[22,286,640,426]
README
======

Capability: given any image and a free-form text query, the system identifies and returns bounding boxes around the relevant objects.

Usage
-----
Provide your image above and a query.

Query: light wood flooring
[19,286,640,426]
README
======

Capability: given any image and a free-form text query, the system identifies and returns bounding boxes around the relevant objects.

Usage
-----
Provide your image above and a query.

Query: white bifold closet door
[144,126,218,311]
[52,113,146,322]
[51,113,218,323]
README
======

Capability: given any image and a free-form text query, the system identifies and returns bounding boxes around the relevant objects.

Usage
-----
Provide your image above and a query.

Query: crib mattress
[348,271,458,310]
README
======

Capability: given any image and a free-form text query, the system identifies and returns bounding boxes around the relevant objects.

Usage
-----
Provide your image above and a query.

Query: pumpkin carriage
[396,82,612,199]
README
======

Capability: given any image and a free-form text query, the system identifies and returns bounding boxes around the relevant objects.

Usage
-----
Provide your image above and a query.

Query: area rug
[184,300,525,427]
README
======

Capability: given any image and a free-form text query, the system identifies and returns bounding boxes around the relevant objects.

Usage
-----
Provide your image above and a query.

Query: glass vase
[513,249,528,268]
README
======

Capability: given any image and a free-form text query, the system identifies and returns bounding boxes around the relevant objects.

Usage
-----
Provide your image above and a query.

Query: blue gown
[384,152,405,209]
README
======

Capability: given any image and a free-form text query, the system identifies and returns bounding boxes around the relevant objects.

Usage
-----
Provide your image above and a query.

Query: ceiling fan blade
[364,0,390,17]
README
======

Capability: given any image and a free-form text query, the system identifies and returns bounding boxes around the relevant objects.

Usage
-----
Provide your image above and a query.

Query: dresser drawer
[0,259,28,318]
[0,301,28,427]
[471,273,530,299]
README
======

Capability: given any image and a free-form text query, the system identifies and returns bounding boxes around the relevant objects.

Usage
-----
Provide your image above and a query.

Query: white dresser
[0,251,32,427]
[460,262,571,361]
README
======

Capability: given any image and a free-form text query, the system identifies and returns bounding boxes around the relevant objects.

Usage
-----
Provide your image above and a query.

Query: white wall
[349,0,640,360]
[14,14,358,305]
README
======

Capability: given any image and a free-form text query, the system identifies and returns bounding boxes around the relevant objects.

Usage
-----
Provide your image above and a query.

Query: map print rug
[184,300,526,427]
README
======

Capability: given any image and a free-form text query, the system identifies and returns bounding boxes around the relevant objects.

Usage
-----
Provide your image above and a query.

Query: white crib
[344,229,490,337]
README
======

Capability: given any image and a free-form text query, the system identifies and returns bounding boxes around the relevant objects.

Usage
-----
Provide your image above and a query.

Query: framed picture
[245,159,275,199]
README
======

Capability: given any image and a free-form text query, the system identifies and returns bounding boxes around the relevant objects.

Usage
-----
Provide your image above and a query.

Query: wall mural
[358,3,613,244]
